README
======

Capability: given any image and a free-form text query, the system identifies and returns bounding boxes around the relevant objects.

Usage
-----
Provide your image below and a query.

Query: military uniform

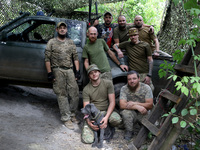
[81,79,122,143]
[45,38,79,122]
[120,82,153,132]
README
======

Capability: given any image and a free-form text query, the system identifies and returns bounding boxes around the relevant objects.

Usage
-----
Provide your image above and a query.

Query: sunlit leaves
[172,117,179,124]
[181,109,188,117]
[180,121,187,128]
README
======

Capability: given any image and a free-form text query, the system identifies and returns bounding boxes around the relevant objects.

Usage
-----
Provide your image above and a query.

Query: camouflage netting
[158,0,194,54]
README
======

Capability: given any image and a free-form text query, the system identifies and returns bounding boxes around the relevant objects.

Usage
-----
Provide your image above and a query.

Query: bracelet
[147,74,152,78]
[118,63,122,66]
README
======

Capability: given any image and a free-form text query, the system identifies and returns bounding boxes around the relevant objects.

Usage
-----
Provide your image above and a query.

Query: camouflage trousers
[52,68,79,122]
[139,73,154,92]
[120,109,146,132]
[100,71,112,81]
[81,111,122,144]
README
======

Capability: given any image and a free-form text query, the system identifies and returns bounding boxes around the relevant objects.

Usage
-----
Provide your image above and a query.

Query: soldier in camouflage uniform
[45,22,80,130]
[113,28,154,91]
[119,70,153,140]
[81,64,122,144]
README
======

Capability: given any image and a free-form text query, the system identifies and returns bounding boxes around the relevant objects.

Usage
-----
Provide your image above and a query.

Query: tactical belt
[52,66,72,70]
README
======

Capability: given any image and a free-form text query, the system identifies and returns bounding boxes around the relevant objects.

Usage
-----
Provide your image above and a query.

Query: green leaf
[193,18,200,27]
[182,76,189,83]
[171,108,176,113]
[181,109,188,116]
[195,101,200,107]
[162,113,169,117]
[178,39,186,45]
[180,121,187,128]
[173,75,178,81]
[190,109,197,115]
[184,0,199,10]
[172,0,180,6]
[181,86,189,96]
[189,122,195,128]
[172,117,179,124]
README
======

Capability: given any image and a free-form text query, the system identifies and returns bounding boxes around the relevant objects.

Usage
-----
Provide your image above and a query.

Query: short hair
[127,70,140,78]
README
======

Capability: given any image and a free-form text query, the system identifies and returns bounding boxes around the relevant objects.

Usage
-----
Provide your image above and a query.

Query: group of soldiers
[44,11,160,143]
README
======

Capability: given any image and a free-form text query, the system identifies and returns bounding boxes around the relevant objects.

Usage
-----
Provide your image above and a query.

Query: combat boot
[124,130,134,141]
[64,120,74,130]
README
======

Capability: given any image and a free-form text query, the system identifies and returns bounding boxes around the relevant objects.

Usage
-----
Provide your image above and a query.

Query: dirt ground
[0,85,149,150]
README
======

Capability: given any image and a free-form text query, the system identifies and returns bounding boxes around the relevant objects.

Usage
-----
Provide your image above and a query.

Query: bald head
[118,15,126,29]
[88,26,98,43]
[134,15,144,28]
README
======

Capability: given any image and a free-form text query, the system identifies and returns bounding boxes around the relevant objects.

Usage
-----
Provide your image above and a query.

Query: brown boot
[64,120,74,130]
[71,116,80,124]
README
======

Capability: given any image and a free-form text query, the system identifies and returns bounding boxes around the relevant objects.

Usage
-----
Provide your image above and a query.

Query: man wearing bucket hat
[81,64,122,144]
[113,28,154,91]
[45,22,80,130]
[113,15,154,58]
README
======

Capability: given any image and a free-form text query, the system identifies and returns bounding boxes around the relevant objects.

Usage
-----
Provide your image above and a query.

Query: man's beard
[57,33,66,39]
[105,22,111,26]
[128,81,139,91]
[119,24,126,30]
[135,24,142,28]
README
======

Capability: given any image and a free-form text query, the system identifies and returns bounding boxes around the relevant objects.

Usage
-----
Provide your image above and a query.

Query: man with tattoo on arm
[113,28,154,91]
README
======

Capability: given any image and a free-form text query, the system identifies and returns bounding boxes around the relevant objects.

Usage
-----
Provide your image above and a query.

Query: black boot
[124,130,134,140]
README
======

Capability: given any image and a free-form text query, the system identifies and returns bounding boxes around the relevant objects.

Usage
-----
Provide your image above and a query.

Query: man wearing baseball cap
[81,64,122,144]
[93,11,117,48]
[45,21,80,130]
[113,28,154,91]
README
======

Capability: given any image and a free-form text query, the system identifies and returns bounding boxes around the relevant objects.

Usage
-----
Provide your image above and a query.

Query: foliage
[77,0,166,33]
[160,0,200,148]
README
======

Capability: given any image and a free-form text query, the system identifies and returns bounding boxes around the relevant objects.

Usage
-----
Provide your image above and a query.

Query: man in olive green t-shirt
[81,64,122,144]
[113,28,154,91]
[82,26,128,80]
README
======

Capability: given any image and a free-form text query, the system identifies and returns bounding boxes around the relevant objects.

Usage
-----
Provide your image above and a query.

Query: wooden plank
[133,97,168,148]
[174,64,195,75]
[141,118,160,136]
[148,93,190,150]
[161,89,181,104]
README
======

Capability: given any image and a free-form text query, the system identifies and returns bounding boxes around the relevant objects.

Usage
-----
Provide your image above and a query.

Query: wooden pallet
[132,42,200,150]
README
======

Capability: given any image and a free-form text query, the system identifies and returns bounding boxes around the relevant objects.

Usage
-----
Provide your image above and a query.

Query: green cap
[127,28,139,36]
[57,22,67,28]
[87,64,100,74]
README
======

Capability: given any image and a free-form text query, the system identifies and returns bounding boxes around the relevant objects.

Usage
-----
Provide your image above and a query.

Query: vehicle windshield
[67,22,82,46]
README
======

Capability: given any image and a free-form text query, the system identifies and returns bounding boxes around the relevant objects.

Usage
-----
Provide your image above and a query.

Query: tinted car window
[67,22,82,46]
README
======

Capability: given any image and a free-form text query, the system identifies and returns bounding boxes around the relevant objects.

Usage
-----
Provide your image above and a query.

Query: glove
[47,72,55,81]
[75,70,81,80]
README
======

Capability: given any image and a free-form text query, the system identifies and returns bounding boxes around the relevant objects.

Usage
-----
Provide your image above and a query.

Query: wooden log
[174,64,195,75]
[148,93,190,150]
[141,118,160,136]
[160,89,181,104]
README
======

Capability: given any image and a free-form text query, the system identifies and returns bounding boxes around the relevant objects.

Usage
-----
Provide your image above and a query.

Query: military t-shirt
[113,25,134,43]
[82,39,111,73]
[45,38,78,68]
[120,82,153,103]
[138,27,157,52]
[83,79,114,111]
[118,41,151,73]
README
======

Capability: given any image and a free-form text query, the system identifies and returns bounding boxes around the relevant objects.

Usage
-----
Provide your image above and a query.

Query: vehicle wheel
[114,82,126,110]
